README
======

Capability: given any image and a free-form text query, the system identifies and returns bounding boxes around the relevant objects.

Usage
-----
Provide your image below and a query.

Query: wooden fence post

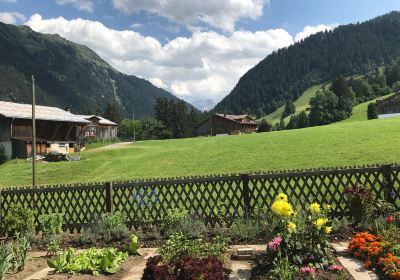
[105,182,114,213]
[241,174,252,218]
[381,165,394,204]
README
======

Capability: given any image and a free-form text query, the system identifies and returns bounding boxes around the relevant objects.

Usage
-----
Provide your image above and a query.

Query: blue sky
[1,0,400,105]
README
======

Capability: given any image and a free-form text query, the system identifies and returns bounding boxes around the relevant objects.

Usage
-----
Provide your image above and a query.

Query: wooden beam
[51,122,62,141]
[65,123,74,141]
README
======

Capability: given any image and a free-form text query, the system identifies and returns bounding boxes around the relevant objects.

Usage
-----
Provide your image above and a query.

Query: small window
[59,143,65,148]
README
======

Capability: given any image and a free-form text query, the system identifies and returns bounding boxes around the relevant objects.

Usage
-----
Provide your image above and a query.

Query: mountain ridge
[213,11,400,116]
[0,22,191,118]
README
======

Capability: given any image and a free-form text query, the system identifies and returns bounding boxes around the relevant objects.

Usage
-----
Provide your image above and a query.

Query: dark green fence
[0,164,399,232]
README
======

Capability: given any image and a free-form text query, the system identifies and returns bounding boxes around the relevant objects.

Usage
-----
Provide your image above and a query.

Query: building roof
[215,113,258,125]
[0,101,91,123]
[77,115,118,126]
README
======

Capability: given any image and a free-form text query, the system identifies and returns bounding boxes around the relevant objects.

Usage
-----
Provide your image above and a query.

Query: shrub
[367,102,378,119]
[3,205,35,237]
[38,213,63,236]
[80,211,130,244]
[230,218,263,241]
[161,208,206,238]
[345,183,395,227]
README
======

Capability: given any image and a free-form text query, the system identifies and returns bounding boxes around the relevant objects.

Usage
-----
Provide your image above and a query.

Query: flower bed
[251,193,352,279]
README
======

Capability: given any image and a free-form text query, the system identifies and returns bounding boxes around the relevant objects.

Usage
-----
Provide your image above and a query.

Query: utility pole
[32,75,36,188]
[132,107,136,143]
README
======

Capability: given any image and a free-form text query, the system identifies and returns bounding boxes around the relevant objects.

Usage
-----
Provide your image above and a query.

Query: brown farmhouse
[0,101,118,159]
[377,91,400,117]
[196,113,259,136]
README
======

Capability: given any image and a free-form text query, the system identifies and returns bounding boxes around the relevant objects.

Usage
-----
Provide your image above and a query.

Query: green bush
[80,211,130,244]
[3,205,35,237]
[38,213,63,236]
[230,218,263,241]
[161,208,206,237]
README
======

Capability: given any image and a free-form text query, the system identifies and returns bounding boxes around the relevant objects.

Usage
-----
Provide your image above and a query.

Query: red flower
[387,216,395,223]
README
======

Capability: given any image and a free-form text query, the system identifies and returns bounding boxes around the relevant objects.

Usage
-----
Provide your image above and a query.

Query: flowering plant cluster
[348,232,382,269]
[349,228,400,279]
[264,193,343,278]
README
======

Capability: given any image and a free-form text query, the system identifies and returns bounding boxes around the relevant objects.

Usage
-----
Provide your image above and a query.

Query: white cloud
[26,14,293,102]
[112,0,268,33]
[295,24,337,42]
[55,0,94,13]
[0,12,25,24]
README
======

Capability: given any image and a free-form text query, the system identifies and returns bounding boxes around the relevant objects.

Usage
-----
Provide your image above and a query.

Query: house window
[59,143,65,148]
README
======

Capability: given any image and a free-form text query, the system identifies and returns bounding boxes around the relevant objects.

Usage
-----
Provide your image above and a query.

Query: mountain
[214,11,400,116]
[190,98,216,111]
[0,22,190,118]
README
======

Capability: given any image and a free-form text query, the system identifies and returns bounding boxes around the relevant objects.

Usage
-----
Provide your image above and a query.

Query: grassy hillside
[338,93,393,123]
[1,117,400,187]
[261,84,322,124]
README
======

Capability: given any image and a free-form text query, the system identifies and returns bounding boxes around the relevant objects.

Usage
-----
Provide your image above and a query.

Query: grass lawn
[1,117,400,187]
[338,93,393,124]
[260,84,322,124]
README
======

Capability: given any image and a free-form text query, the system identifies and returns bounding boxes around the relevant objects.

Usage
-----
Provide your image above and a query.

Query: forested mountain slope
[214,11,400,116]
[0,22,189,118]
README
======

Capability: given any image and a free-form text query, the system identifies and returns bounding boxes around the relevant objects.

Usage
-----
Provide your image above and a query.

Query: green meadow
[1,117,399,187]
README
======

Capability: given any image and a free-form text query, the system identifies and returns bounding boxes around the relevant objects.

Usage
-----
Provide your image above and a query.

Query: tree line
[258,62,400,131]
[118,98,204,141]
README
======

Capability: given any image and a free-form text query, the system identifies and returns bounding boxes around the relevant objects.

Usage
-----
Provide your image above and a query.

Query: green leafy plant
[38,213,63,236]
[158,233,228,263]
[231,218,263,241]
[2,205,35,237]
[0,243,13,280]
[79,211,130,244]
[39,213,64,255]
[10,236,30,272]
[48,247,127,275]
[125,234,139,255]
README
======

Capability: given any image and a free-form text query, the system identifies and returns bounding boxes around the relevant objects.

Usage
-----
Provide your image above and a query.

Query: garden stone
[229,260,252,280]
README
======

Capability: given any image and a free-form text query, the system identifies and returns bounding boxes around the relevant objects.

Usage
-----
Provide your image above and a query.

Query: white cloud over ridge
[112,0,268,33]
[26,14,294,102]
[295,24,337,42]
[55,0,94,13]
[0,12,25,24]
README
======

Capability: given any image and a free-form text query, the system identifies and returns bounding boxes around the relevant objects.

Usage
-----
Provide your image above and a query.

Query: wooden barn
[196,114,259,136]
[0,101,91,159]
[77,115,118,139]
[377,92,400,119]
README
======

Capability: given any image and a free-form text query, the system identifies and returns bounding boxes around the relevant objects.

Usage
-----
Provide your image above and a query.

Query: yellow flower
[315,218,328,229]
[276,193,288,201]
[325,204,331,210]
[271,200,294,217]
[288,222,297,232]
[324,226,332,234]
[309,202,321,214]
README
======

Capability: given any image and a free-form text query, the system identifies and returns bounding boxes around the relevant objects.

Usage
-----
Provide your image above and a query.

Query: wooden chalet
[77,115,118,139]
[377,92,400,119]
[196,113,259,136]
[0,101,91,159]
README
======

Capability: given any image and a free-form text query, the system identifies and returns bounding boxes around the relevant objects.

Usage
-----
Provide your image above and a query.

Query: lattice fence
[0,164,399,232]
